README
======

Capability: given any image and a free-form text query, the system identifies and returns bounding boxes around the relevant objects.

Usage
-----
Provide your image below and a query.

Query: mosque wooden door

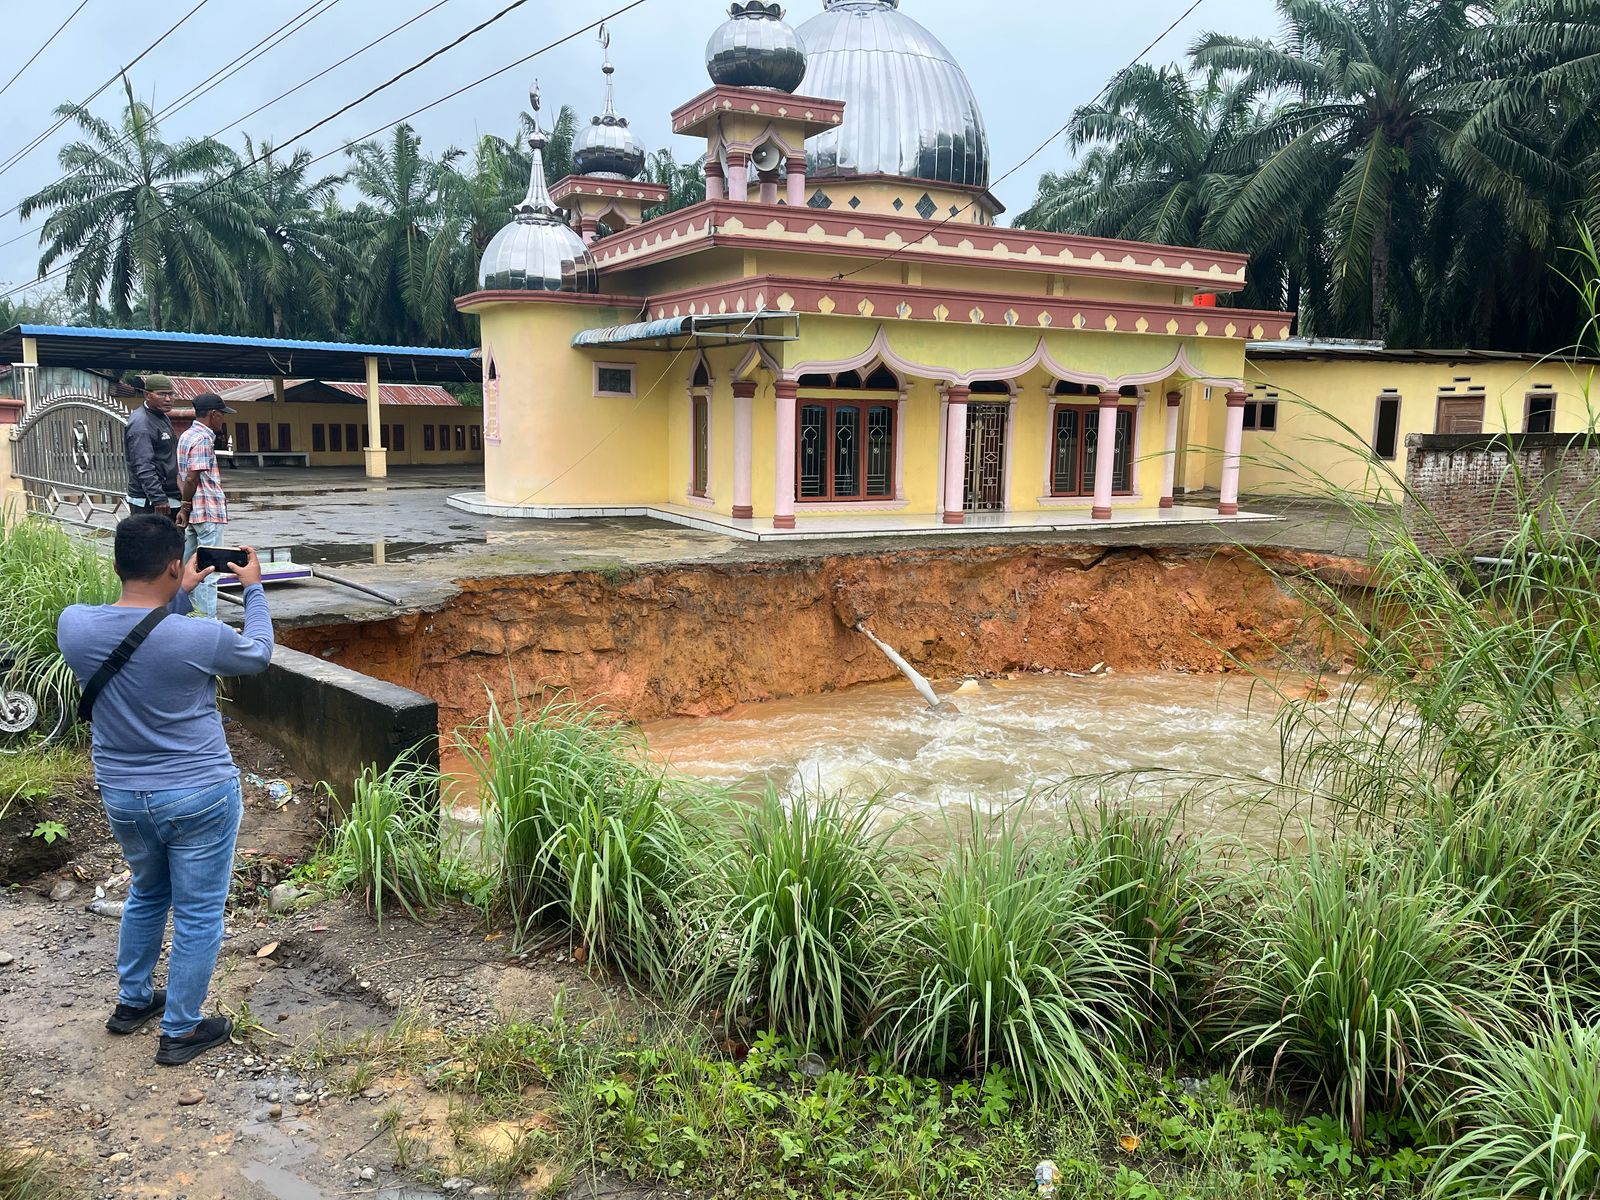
[964,403,1008,511]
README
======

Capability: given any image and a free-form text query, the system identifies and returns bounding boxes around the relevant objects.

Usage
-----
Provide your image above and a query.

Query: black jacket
[124,405,180,506]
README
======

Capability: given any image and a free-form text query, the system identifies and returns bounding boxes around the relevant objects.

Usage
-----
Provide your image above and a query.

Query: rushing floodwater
[645,671,1355,841]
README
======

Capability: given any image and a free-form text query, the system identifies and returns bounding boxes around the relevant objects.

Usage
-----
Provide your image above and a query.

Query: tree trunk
[1369,218,1391,344]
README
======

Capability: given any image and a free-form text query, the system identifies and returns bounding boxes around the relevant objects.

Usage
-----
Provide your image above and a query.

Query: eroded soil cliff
[280,544,1362,730]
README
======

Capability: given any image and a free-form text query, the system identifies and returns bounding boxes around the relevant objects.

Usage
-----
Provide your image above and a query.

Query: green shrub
[876,808,1141,1112]
[0,746,87,822]
[672,786,897,1054]
[462,699,682,979]
[1218,839,1518,1143]
[1430,995,1600,1199]
[1066,803,1225,1053]
[323,759,441,926]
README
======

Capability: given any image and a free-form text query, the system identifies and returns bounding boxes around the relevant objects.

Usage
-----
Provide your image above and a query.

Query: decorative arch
[733,342,782,381]
[483,343,502,446]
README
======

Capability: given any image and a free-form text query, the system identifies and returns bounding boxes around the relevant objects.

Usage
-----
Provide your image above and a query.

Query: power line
[1,0,652,304]
[0,0,214,182]
[0,0,95,103]
[0,0,453,251]
[0,0,340,233]
[831,0,1209,283]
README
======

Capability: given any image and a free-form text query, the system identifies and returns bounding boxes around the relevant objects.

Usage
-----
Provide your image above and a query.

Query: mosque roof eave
[671,85,847,141]
[586,200,1252,294]
[551,175,671,205]
[455,289,647,315]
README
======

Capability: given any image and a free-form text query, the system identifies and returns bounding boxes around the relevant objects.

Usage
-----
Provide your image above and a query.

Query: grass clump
[463,699,683,979]
[1066,802,1224,1054]
[1218,838,1517,1144]
[320,759,441,926]
[672,786,897,1055]
[877,809,1141,1112]
[0,516,117,708]
[1431,995,1600,1199]
[0,1145,71,1200]
[0,746,87,822]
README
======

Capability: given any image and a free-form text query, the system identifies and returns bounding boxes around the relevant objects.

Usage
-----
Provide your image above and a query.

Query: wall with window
[222,401,483,468]
[1241,355,1599,501]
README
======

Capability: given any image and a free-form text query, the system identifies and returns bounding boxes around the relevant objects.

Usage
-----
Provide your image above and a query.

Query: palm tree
[1016,65,1261,249]
[640,147,707,219]
[345,123,461,345]
[226,138,352,338]
[1192,0,1494,341]
[18,75,250,329]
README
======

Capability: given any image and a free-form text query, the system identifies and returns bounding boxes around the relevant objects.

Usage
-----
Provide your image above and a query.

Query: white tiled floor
[449,493,1279,542]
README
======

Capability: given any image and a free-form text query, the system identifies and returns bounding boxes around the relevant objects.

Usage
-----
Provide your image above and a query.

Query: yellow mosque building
[451,0,1295,538]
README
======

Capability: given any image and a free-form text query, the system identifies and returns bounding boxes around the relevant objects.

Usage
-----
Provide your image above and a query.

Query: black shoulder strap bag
[77,608,169,724]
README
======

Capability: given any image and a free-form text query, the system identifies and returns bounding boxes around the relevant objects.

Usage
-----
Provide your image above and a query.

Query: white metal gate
[8,365,131,529]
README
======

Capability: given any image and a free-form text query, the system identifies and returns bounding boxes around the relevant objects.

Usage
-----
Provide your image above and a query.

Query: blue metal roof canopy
[572,310,800,351]
[0,324,479,384]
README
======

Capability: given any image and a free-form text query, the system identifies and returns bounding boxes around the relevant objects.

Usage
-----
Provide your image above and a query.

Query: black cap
[192,392,237,415]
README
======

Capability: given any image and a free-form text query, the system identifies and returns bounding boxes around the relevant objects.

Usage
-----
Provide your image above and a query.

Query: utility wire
[0,0,453,250]
[0,0,214,182]
[0,0,95,103]
[831,0,1209,282]
[0,0,341,235]
[0,0,652,303]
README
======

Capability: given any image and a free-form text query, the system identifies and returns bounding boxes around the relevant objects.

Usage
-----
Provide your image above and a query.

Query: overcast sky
[0,0,1279,302]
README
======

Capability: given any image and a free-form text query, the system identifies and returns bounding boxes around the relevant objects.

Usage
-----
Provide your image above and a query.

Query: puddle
[239,1114,446,1200]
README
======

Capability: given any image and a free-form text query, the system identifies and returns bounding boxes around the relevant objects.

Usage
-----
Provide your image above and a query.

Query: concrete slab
[202,467,1377,629]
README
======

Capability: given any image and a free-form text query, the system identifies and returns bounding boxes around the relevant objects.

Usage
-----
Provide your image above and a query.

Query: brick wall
[1404,432,1600,556]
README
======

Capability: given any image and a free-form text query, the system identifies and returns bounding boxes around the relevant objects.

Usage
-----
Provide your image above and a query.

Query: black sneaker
[106,989,167,1035]
[155,1016,234,1066]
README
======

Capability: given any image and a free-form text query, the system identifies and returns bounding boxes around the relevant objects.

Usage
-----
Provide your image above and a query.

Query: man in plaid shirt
[176,393,237,619]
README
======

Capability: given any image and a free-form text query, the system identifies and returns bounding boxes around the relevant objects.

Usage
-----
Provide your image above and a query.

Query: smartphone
[195,546,247,574]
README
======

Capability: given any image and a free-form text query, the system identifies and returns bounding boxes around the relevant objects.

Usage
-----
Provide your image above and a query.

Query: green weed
[320,759,442,926]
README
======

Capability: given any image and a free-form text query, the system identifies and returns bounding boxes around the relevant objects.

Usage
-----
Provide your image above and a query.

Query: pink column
[579,218,599,245]
[1092,390,1121,520]
[1219,389,1247,516]
[726,153,750,204]
[758,170,780,205]
[1160,390,1182,509]
[942,386,969,525]
[732,379,755,519]
[786,162,806,207]
[704,159,725,202]
[774,379,798,529]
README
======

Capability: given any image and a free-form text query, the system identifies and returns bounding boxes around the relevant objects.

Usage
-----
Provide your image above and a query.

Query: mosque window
[1373,394,1402,460]
[808,192,833,210]
[916,194,938,220]
[1051,401,1136,497]
[969,380,1011,395]
[835,369,863,388]
[892,198,905,211]
[848,196,862,209]
[798,373,834,388]
[864,364,900,390]
[797,400,897,502]
[1243,396,1278,432]
[692,360,710,389]
[691,396,710,498]
[595,363,636,397]
[1054,380,1093,396]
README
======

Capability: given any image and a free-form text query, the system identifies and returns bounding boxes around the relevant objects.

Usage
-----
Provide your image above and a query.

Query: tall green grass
[671,786,897,1054]
[322,759,442,926]
[462,699,685,979]
[0,516,117,711]
[876,808,1141,1111]
[1218,838,1521,1143]
[1431,994,1600,1199]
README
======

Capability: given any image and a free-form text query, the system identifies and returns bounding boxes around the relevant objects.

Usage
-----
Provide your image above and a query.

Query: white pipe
[855,623,942,710]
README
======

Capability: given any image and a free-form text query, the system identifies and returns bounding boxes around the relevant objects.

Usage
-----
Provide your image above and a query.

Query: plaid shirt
[177,423,228,525]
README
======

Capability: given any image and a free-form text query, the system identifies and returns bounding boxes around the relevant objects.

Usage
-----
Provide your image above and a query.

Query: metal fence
[8,366,130,529]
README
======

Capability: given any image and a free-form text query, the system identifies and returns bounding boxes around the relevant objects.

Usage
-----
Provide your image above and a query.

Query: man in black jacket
[124,374,181,518]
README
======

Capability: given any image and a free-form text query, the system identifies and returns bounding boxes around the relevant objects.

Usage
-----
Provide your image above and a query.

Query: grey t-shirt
[57,586,274,791]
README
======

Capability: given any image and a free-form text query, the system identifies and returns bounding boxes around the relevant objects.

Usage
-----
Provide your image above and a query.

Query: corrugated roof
[1247,339,1600,366]
[166,376,461,407]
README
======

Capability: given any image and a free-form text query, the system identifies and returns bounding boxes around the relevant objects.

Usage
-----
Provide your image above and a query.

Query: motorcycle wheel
[0,676,72,754]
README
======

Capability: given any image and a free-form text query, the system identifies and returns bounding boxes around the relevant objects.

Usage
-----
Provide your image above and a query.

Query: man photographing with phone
[57,515,274,1066]
[176,392,237,620]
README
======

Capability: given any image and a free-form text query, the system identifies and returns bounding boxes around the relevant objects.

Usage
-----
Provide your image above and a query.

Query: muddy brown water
[645,670,1371,843]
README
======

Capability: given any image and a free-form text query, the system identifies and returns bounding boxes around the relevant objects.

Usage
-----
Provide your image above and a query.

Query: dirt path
[0,729,603,1200]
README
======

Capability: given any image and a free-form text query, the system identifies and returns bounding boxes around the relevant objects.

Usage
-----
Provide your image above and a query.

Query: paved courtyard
[198,466,1377,627]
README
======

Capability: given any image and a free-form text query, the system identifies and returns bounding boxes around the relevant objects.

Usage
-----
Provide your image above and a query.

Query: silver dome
[797,0,990,188]
[572,59,646,180]
[706,2,808,93]
[479,89,599,293]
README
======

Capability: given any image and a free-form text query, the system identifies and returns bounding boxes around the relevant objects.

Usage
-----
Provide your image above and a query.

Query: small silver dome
[572,51,646,180]
[706,2,808,93]
[797,0,991,188]
[479,88,599,293]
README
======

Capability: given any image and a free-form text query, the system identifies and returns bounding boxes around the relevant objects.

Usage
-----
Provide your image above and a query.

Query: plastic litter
[246,774,294,808]
[1035,1160,1060,1198]
[797,1051,827,1079]
[85,898,125,920]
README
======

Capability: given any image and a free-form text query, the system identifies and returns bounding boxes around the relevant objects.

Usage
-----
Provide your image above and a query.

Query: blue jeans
[182,521,225,618]
[100,778,242,1037]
